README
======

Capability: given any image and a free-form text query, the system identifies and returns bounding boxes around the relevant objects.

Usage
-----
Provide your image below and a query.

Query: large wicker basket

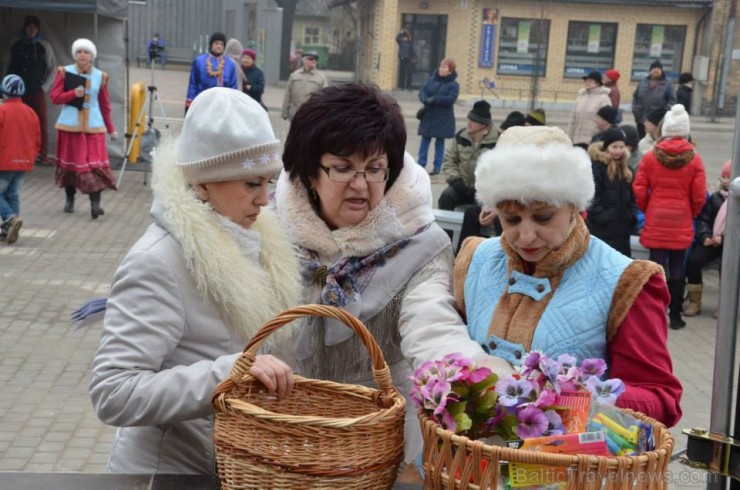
[212,304,406,489]
[420,408,674,489]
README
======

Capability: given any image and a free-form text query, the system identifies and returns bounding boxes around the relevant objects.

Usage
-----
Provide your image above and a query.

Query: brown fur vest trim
[453,236,486,321]
[607,259,665,340]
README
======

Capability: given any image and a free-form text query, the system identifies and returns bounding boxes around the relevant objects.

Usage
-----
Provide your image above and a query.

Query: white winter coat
[274,155,485,463]
[89,149,301,474]
[568,85,611,146]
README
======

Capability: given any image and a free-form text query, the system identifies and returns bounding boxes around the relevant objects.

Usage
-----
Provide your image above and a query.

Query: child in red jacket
[0,75,40,244]
[633,104,706,329]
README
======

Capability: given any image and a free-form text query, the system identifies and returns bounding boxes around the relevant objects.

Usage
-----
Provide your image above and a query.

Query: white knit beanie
[71,38,97,59]
[661,104,690,138]
[475,126,594,211]
[177,87,282,184]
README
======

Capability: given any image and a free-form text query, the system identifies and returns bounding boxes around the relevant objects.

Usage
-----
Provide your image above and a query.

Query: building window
[497,18,550,77]
[632,24,686,80]
[563,21,617,79]
[304,27,320,45]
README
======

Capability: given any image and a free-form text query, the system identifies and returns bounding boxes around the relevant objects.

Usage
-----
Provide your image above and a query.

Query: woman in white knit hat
[50,38,118,219]
[89,88,301,474]
[454,125,682,427]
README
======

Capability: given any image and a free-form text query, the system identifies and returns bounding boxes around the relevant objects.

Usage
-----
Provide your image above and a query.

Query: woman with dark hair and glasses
[274,83,506,478]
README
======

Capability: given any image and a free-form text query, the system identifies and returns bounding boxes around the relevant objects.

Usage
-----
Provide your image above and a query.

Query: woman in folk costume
[50,38,117,219]
[273,83,506,475]
[89,88,301,474]
[454,126,682,427]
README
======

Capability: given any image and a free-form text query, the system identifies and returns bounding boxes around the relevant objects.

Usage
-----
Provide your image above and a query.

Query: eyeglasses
[319,165,388,184]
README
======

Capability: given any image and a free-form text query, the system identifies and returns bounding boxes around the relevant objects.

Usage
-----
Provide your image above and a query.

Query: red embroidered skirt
[54,130,117,194]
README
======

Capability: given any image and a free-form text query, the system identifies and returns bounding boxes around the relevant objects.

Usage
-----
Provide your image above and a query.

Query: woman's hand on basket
[249,354,294,399]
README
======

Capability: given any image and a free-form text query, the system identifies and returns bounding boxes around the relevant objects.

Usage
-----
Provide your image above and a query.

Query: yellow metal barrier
[127,82,146,163]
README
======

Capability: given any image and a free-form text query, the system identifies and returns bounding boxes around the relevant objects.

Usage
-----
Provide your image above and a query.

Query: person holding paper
[454,126,682,426]
[50,38,117,219]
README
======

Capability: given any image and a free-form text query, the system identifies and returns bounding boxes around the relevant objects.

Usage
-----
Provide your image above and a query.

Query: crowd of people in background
[2,14,736,485]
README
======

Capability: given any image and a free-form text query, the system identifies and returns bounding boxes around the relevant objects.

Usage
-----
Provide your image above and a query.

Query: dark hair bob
[282,83,407,193]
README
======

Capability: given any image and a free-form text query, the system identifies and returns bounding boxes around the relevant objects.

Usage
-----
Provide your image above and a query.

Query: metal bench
[136,46,195,67]
[432,209,464,251]
[433,208,650,259]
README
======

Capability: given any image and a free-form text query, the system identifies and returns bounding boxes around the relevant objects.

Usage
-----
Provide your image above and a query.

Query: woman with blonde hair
[586,128,638,257]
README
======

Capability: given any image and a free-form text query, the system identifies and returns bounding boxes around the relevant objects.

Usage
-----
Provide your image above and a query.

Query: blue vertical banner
[479,8,498,68]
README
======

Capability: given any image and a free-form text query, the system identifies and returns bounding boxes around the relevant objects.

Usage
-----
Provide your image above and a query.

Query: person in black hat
[567,70,611,148]
[185,31,238,113]
[590,105,619,144]
[676,72,694,114]
[638,106,668,154]
[631,59,676,139]
[498,110,526,134]
[586,127,637,258]
[618,124,642,172]
[456,108,530,251]
[7,15,57,164]
[438,100,497,211]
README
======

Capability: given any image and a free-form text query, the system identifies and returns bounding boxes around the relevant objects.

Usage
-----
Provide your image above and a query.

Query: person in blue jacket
[417,58,459,176]
[185,32,237,113]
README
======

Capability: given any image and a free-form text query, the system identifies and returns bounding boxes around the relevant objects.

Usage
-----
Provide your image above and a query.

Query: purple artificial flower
[586,377,626,405]
[521,351,543,376]
[539,357,561,393]
[580,358,607,377]
[557,354,577,373]
[543,409,565,435]
[517,406,549,439]
[496,377,534,406]
[484,404,508,432]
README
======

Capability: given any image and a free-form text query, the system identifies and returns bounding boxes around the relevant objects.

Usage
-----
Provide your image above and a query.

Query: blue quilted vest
[56,65,105,132]
[464,236,632,366]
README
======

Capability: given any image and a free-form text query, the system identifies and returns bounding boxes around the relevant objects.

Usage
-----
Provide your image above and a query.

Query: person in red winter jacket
[0,75,40,245]
[633,104,706,329]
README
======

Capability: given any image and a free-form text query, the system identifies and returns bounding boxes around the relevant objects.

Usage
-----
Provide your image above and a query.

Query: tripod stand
[117,51,170,187]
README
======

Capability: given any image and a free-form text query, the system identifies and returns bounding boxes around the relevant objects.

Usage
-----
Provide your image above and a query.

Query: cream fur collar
[151,143,301,341]
[275,153,435,258]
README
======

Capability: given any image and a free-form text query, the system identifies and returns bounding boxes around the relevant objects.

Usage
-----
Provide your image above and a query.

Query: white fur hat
[475,126,594,211]
[71,38,97,59]
[661,104,690,138]
[176,87,281,184]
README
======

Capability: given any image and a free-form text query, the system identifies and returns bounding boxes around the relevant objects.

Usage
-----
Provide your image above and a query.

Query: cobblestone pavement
[0,66,737,487]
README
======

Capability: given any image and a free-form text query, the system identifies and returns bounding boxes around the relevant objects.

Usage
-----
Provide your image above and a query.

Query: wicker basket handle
[227,304,395,392]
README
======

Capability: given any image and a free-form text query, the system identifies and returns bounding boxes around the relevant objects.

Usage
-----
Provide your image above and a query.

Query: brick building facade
[352,0,736,115]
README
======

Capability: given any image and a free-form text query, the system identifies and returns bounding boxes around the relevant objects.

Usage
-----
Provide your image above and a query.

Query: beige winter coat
[280,67,328,120]
[568,85,611,146]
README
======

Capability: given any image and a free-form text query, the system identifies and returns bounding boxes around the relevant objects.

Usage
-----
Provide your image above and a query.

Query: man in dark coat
[7,15,56,164]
